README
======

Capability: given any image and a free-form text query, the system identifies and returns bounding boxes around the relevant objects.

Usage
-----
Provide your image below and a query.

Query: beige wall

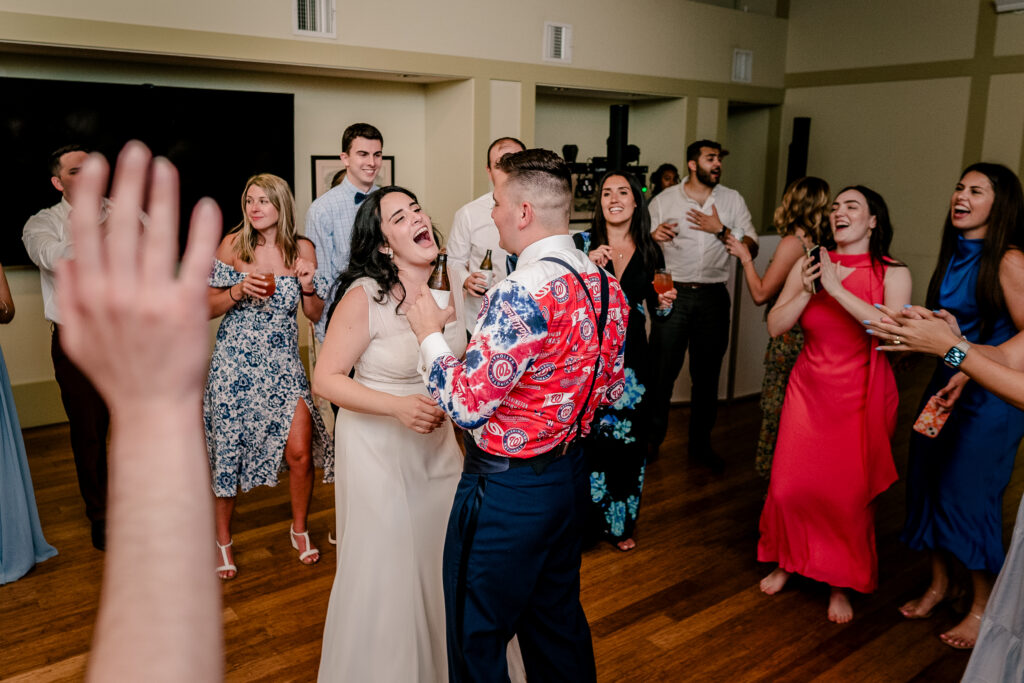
[724,106,771,231]
[0,1,787,86]
[780,0,1024,309]
[983,73,1024,170]
[781,78,972,294]
[786,0,978,72]
[995,10,1024,56]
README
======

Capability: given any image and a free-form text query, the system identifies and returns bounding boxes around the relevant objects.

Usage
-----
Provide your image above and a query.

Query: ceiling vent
[544,22,573,64]
[294,0,336,38]
[732,49,753,83]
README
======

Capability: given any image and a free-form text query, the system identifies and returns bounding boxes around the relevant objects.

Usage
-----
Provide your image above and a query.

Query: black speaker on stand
[785,116,811,190]
[607,104,629,170]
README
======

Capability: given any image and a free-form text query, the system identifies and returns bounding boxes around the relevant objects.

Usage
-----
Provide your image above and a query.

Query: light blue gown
[0,344,57,584]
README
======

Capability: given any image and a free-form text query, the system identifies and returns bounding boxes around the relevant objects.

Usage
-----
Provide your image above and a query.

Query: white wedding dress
[317,278,466,681]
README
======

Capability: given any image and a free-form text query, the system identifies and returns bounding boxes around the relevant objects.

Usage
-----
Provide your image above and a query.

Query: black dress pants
[51,325,109,525]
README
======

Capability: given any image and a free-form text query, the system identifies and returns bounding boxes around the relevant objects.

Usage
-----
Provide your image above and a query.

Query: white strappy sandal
[216,539,237,580]
[290,525,320,565]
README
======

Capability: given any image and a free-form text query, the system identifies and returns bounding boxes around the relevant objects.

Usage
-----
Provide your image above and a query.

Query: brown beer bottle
[479,249,494,287]
[428,251,451,308]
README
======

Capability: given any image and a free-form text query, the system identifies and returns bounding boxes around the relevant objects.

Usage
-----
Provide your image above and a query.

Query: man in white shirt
[305,122,383,342]
[446,136,525,335]
[22,144,111,550]
[647,139,759,471]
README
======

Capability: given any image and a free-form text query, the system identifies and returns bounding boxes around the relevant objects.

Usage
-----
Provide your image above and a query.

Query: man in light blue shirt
[306,122,383,342]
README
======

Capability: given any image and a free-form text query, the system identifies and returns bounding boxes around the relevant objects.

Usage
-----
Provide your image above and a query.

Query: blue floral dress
[574,231,664,544]
[204,259,333,497]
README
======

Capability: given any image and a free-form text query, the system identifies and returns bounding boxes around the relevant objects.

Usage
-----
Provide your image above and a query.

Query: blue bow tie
[354,192,367,205]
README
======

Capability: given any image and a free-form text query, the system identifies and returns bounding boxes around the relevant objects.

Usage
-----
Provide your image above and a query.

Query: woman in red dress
[757,186,912,622]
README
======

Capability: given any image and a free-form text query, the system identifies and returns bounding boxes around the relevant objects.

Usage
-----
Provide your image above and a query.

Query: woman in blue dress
[899,163,1024,649]
[205,174,333,579]
[574,171,675,551]
[0,261,58,583]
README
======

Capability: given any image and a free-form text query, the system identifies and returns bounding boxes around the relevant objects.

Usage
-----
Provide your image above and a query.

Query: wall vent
[294,0,336,38]
[544,22,572,64]
[732,49,753,83]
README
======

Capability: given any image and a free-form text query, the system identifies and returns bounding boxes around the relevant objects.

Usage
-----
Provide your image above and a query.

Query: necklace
[609,239,632,260]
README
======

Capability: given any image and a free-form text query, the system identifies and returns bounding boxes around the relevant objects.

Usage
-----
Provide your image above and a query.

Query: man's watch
[717,226,729,240]
[943,339,971,369]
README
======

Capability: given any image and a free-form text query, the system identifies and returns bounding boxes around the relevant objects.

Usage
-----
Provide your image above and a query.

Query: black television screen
[2,76,295,265]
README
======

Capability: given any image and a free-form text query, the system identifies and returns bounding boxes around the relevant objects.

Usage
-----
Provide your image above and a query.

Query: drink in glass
[652,269,673,295]
[253,269,276,297]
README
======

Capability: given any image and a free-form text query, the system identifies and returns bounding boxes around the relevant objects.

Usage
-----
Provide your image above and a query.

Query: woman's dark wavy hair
[331,186,421,320]
[590,170,661,274]
[835,185,903,277]
[925,163,1024,341]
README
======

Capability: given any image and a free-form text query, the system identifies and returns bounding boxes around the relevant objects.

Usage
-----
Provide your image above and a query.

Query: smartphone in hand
[807,245,823,293]
[913,395,952,438]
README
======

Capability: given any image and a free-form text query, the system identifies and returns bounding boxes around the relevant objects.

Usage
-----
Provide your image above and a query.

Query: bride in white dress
[313,187,466,681]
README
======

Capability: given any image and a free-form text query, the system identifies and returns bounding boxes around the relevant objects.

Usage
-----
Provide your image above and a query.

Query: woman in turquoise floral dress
[574,171,675,551]
[205,174,333,579]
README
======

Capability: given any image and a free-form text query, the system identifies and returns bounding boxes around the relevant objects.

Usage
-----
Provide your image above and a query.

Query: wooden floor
[3,357,1020,682]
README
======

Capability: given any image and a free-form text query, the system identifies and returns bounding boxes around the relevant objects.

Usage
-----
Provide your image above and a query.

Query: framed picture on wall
[569,171,597,223]
[311,155,395,200]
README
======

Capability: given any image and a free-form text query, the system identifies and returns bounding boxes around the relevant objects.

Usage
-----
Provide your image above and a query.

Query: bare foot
[828,588,853,624]
[940,612,982,650]
[899,587,945,619]
[616,538,636,551]
[760,567,791,595]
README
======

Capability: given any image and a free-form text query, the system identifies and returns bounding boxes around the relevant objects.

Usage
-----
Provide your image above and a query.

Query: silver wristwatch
[943,339,970,369]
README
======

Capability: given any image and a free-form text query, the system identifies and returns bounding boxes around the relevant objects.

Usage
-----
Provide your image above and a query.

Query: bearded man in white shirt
[647,139,759,472]
[446,136,526,336]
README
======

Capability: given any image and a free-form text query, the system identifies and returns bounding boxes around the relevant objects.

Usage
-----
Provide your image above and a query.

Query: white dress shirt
[648,179,757,283]
[23,198,74,324]
[446,192,510,333]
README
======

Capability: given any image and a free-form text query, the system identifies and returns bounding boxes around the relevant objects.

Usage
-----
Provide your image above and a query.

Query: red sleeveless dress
[757,252,898,593]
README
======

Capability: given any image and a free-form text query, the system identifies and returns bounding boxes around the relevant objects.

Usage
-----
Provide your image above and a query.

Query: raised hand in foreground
[56,141,224,683]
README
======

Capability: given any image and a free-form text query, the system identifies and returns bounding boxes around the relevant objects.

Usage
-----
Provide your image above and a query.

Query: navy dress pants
[443,447,596,683]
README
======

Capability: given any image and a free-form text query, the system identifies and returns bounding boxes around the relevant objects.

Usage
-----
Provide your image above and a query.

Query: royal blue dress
[903,237,1024,573]
[0,344,57,584]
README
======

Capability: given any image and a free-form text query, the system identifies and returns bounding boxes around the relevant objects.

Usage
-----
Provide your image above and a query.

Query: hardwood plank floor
[2,356,1017,681]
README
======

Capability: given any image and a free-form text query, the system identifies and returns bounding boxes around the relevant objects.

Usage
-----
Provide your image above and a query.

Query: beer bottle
[428,251,451,308]
[479,249,494,288]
